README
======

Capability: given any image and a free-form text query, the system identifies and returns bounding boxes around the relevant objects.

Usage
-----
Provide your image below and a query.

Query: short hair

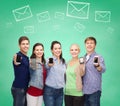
[84,36,97,45]
[70,44,80,51]
[18,36,30,45]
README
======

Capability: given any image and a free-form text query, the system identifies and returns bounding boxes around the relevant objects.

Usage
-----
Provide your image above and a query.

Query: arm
[75,63,85,77]
[45,58,54,70]
[13,54,21,65]
[79,64,85,76]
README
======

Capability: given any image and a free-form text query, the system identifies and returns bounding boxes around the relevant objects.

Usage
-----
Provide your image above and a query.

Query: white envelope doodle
[107,27,114,34]
[67,1,90,19]
[74,23,85,33]
[52,25,60,31]
[55,12,65,20]
[95,11,111,22]
[37,11,50,23]
[12,5,33,22]
[24,26,34,34]
[6,22,13,28]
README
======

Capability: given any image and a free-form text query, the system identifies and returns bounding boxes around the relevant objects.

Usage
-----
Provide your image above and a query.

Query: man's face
[19,40,29,54]
[85,40,96,53]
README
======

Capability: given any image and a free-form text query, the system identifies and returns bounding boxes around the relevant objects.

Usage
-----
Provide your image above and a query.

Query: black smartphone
[94,56,98,64]
[49,58,53,64]
[79,57,84,64]
[16,55,21,63]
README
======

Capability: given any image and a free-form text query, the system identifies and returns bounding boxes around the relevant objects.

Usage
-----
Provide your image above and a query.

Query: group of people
[11,36,106,106]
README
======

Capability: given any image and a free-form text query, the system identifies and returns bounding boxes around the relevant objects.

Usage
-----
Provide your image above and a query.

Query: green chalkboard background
[0,0,120,105]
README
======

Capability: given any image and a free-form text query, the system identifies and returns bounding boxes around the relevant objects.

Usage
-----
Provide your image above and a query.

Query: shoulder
[66,60,71,65]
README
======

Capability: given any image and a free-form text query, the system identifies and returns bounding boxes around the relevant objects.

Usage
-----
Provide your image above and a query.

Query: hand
[93,63,100,67]
[48,63,54,67]
[13,54,21,65]
[79,63,85,76]
[94,63,103,72]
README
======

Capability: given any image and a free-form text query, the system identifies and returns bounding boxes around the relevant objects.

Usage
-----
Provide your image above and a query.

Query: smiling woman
[43,41,66,106]
[64,44,85,106]
[27,43,46,106]
[0,0,120,106]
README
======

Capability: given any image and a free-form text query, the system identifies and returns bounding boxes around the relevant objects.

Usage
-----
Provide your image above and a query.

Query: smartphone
[49,58,53,64]
[79,57,84,64]
[16,55,21,63]
[94,56,99,64]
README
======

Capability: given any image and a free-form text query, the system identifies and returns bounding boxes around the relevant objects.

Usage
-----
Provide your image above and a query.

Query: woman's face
[70,44,80,58]
[52,43,62,58]
[34,45,44,58]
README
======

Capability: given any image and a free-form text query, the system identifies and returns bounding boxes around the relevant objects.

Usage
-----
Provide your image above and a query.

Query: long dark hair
[30,43,46,64]
[51,41,65,64]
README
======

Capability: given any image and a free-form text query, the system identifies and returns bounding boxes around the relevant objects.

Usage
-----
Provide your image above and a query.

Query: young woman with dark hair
[26,43,46,106]
[43,41,66,106]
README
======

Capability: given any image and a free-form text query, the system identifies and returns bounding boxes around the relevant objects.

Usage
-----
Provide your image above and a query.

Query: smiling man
[11,36,30,106]
[83,36,106,106]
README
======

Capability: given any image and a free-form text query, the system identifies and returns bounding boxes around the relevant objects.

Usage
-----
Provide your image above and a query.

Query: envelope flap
[96,11,110,18]
[38,12,49,18]
[69,1,89,12]
[55,12,64,17]
[14,6,29,15]
[24,26,34,29]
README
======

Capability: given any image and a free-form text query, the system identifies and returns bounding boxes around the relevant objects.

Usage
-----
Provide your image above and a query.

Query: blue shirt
[12,51,30,89]
[83,52,106,94]
[45,56,66,89]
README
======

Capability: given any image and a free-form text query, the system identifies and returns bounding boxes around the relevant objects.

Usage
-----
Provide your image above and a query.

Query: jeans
[43,85,63,106]
[11,87,27,106]
[65,95,84,106]
[84,90,101,106]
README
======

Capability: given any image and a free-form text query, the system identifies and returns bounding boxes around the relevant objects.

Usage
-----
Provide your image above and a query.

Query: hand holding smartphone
[49,58,53,64]
[48,58,54,67]
[79,57,84,64]
[94,56,98,63]
[16,54,22,64]
[93,56,99,67]
[30,58,37,70]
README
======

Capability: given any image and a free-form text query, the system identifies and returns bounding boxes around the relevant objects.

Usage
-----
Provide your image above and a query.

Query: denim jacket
[29,61,44,89]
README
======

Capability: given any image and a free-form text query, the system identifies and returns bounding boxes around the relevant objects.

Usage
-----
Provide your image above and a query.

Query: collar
[85,52,96,62]
[18,51,28,58]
